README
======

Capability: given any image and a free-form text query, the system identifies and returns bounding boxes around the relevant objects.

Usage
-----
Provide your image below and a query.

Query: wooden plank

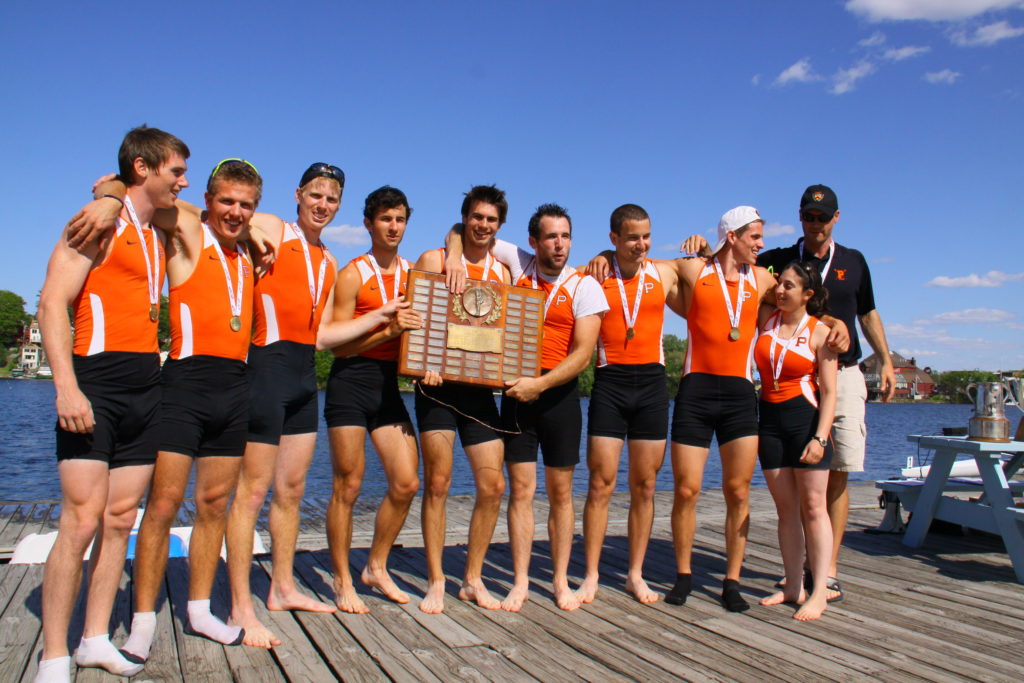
[132,560,185,683]
[0,565,44,680]
[0,504,36,550]
[207,557,284,682]
[297,551,444,682]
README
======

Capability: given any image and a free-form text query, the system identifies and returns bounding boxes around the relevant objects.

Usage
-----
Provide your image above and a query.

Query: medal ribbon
[461,251,493,282]
[290,222,329,310]
[366,251,403,303]
[712,257,750,333]
[799,238,835,282]
[123,195,160,310]
[768,311,810,390]
[612,258,645,337]
[202,223,245,320]
[530,261,571,320]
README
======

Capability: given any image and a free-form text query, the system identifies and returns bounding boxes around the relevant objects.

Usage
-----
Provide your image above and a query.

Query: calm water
[0,378,979,502]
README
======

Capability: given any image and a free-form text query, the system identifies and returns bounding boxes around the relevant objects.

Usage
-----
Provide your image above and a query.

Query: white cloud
[928,308,1016,324]
[751,74,761,86]
[775,58,820,85]
[924,68,962,83]
[762,222,796,238]
[951,20,1024,45]
[847,0,1024,22]
[883,45,931,60]
[322,224,369,247]
[925,270,1024,287]
[897,348,942,357]
[889,323,943,338]
[859,31,888,46]
[873,256,894,263]
[830,61,877,94]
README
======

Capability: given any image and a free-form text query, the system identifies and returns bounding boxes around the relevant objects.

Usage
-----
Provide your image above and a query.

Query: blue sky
[1,0,1021,371]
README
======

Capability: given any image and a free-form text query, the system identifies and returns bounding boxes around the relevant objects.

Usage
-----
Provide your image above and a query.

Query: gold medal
[728,327,741,341]
[773,380,780,391]
[626,327,635,340]
[149,304,158,322]
[230,315,242,332]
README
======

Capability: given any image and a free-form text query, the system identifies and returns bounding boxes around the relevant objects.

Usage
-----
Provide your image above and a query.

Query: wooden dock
[2,482,1023,681]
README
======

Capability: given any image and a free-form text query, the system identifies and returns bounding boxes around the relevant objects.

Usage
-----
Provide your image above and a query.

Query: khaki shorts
[831,364,867,472]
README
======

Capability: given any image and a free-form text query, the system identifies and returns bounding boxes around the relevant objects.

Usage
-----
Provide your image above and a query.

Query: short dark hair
[207,160,262,201]
[363,185,412,221]
[117,125,190,185]
[784,260,830,318]
[527,203,572,240]
[609,204,649,234]
[461,185,508,224]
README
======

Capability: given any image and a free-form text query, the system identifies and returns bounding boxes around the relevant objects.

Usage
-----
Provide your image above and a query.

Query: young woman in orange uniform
[753,262,837,621]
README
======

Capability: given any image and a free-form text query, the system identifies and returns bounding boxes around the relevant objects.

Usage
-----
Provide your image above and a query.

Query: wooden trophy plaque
[399,270,545,388]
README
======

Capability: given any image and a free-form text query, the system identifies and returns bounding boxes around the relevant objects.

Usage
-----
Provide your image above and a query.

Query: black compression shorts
[414,382,500,447]
[55,352,161,468]
[502,376,581,468]
[670,372,758,448]
[588,363,669,441]
[247,341,318,444]
[158,355,249,458]
[323,356,411,430]
[758,396,833,470]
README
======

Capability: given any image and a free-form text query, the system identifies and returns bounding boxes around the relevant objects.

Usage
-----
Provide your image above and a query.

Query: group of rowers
[33,125,896,681]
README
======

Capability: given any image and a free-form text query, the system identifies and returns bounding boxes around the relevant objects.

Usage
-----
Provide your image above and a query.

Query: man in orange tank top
[577,204,685,607]
[117,160,265,659]
[221,163,347,647]
[35,126,189,682]
[413,185,511,613]
[666,207,777,611]
[320,186,423,614]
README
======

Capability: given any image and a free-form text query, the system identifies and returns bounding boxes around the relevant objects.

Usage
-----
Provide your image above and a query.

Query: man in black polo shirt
[756,184,895,600]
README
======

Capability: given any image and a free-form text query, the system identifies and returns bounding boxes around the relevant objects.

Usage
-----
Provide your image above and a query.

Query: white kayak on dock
[900,458,980,479]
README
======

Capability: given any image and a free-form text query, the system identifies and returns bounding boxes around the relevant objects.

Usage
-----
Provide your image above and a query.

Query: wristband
[101,193,125,206]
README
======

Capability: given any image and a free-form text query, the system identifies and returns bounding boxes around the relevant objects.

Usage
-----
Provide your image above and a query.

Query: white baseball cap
[711,205,763,255]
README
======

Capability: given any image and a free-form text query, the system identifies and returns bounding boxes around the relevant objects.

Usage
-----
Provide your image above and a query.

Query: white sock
[121,611,157,662]
[74,634,144,676]
[187,599,243,645]
[33,656,70,683]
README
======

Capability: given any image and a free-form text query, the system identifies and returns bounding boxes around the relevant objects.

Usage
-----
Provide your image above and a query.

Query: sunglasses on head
[301,163,345,188]
[209,158,260,181]
[800,211,832,223]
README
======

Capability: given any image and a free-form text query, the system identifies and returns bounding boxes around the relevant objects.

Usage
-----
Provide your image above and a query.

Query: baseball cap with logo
[711,205,763,255]
[799,184,838,218]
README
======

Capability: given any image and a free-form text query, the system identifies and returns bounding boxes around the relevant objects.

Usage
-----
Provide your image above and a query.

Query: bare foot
[333,583,370,614]
[553,584,581,611]
[575,576,599,604]
[625,576,660,604]
[228,613,281,649]
[419,580,447,614]
[361,566,410,604]
[794,596,827,621]
[501,584,529,612]
[266,585,336,613]
[759,589,804,607]
[459,580,500,610]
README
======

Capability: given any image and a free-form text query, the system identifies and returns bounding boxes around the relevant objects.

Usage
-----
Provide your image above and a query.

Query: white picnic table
[876,435,1024,583]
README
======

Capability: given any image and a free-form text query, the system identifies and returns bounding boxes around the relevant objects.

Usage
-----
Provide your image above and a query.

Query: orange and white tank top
[351,252,412,361]
[515,267,586,371]
[73,216,165,356]
[684,261,758,380]
[436,247,505,282]
[169,225,253,362]
[755,311,823,405]
[597,260,665,367]
[252,222,336,347]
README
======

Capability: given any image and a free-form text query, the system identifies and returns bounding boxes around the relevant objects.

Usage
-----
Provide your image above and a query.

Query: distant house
[862,351,936,400]
[18,319,46,373]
